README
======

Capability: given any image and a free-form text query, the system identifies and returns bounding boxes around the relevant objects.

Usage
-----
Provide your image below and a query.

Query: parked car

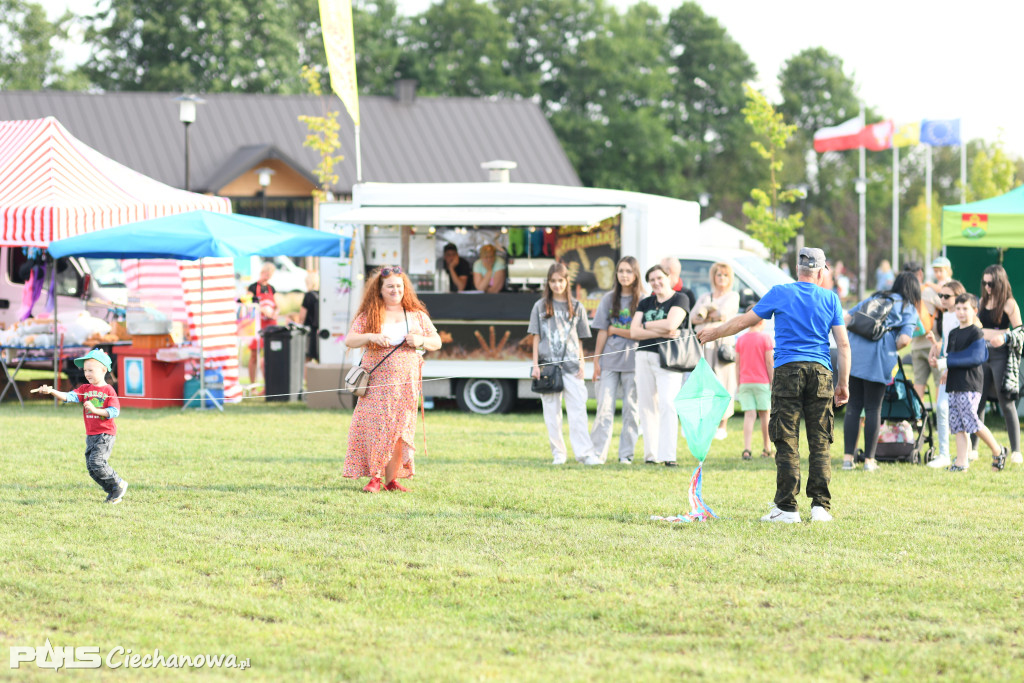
[267,256,308,293]
[674,247,793,311]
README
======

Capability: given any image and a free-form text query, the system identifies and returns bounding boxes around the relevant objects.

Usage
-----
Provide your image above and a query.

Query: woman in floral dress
[343,266,442,493]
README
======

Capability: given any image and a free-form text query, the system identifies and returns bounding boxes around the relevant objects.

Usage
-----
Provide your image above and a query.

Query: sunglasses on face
[938,294,952,299]
[983,280,994,288]
[380,266,403,277]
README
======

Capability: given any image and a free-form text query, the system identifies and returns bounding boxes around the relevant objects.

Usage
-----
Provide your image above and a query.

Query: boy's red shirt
[72,384,120,436]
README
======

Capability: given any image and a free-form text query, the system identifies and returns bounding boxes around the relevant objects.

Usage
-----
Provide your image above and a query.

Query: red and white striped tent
[0,117,243,402]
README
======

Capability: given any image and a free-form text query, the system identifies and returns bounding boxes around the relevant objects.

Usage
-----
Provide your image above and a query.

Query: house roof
[0,90,580,194]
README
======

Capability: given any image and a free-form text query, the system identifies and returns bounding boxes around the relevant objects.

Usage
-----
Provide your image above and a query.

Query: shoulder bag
[659,311,702,373]
[345,312,408,397]
[531,302,580,393]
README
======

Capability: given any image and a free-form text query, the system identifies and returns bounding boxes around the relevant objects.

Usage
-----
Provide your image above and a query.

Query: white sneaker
[810,506,833,522]
[863,460,879,472]
[760,507,801,523]
[927,455,951,469]
[968,449,979,461]
[552,456,566,465]
[1011,452,1023,465]
[582,455,603,466]
[714,428,728,441]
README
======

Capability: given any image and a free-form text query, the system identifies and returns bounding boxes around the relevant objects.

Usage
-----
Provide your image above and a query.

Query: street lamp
[255,167,275,218]
[174,94,205,191]
[697,192,711,219]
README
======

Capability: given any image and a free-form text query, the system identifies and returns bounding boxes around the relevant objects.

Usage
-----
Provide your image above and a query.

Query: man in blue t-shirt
[698,247,850,523]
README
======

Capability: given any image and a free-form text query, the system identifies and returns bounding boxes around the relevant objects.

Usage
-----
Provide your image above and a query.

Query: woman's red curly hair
[355,267,428,337]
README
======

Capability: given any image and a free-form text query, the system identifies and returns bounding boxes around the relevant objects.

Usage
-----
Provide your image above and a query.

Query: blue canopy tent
[49,211,350,408]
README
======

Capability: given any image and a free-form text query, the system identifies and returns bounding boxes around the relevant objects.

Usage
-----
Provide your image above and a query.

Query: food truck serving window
[338,205,623,227]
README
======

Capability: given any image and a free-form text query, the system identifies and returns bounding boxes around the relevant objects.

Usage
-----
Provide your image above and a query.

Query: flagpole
[960,119,967,204]
[925,145,933,265]
[857,105,866,299]
[892,146,899,271]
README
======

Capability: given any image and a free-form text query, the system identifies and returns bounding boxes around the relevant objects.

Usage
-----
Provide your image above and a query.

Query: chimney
[480,160,518,183]
[394,79,418,105]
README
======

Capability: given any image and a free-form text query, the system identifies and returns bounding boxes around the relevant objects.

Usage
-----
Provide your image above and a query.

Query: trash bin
[262,324,308,402]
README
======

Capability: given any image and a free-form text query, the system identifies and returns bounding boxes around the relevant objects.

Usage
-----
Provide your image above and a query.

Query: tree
[740,84,802,262]
[966,137,1018,201]
[82,0,314,93]
[903,191,941,263]
[778,47,859,134]
[0,0,80,90]
[297,66,343,201]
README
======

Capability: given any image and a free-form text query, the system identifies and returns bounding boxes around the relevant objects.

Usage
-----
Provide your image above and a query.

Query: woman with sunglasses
[973,265,1022,467]
[926,279,967,469]
[343,266,442,492]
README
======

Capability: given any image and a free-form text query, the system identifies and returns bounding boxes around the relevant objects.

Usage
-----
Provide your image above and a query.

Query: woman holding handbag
[529,263,596,465]
[630,264,690,467]
[692,262,741,441]
[343,266,442,493]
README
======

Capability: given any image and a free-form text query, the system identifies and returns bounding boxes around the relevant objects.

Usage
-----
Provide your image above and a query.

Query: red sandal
[363,477,382,493]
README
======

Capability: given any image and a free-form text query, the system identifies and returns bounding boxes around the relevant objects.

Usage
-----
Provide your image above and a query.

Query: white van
[0,247,127,329]
[673,247,794,310]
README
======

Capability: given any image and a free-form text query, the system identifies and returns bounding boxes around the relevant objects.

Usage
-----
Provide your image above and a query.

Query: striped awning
[0,117,230,247]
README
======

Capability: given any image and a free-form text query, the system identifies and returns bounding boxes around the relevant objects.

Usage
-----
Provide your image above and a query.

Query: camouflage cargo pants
[768,362,835,512]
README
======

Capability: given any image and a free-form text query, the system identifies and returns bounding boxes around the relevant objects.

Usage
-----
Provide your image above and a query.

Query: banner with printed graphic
[319,0,360,126]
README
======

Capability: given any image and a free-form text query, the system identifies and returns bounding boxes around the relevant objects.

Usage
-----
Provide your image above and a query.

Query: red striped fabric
[0,117,230,247]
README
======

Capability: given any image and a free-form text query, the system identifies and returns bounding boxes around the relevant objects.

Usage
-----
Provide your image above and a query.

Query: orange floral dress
[343,310,435,481]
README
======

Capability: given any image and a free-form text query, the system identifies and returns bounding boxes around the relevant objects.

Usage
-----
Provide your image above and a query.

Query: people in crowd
[735,308,774,460]
[298,271,320,363]
[343,266,442,493]
[443,243,474,292]
[692,262,740,440]
[875,258,895,291]
[590,256,643,464]
[926,279,967,469]
[658,256,696,309]
[529,263,596,465]
[903,261,936,401]
[942,293,1008,472]
[698,247,850,523]
[841,271,920,472]
[631,264,689,467]
[832,260,851,299]
[918,256,954,400]
[972,265,1023,465]
[247,261,277,384]
[473,244,507,294]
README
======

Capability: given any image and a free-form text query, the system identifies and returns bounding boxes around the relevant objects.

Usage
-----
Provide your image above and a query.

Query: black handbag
[531,362,564,394]
[717,342,737,364]
[659,317,702,372]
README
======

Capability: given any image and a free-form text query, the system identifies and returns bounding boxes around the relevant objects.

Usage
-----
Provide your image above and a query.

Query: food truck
[316,181,701,413]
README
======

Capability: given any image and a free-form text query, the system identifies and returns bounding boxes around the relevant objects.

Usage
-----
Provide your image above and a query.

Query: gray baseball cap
[799,247,828,269]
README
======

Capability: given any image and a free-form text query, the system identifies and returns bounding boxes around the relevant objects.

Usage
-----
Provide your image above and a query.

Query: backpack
[848,293,895,341]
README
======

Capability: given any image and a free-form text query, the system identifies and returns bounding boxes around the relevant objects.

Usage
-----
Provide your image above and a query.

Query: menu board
[554,217,621,319]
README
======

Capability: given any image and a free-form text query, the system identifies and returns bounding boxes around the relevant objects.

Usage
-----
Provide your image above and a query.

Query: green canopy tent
[941,184,1024,301]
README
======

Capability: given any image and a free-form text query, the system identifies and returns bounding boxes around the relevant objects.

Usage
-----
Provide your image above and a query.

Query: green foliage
[0,0,77,89]
[2,403,1024,679]
[297,66,343,201]
[741,84,802,262]
[966,137,1018,201]
[904,191,942,262]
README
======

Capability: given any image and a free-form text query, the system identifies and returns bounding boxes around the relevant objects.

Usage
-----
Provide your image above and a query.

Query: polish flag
[858,120,894,151]
[813,116,865,153]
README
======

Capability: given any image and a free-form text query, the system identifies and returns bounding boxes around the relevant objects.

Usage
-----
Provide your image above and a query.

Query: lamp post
[697,192,711,220]
[255,167,275,218]
[855,176,868,298]
[174,94,204,191]
[794,183,809,273]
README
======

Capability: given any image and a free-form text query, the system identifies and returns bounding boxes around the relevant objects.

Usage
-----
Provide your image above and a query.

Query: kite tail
[687,464,718,520]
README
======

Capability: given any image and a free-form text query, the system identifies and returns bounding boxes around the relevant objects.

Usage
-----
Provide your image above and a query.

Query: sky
[40,0,1024,158]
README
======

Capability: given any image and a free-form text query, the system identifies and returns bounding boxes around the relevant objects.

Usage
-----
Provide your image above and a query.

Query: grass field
[1,401,1023,681]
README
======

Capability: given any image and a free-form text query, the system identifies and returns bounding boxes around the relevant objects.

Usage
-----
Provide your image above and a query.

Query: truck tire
[455,378,514,414]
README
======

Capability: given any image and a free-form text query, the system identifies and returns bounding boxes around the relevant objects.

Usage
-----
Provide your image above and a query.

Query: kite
[652,357,733,523]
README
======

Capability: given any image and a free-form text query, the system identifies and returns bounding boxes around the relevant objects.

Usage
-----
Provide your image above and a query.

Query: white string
[94,331,706,402]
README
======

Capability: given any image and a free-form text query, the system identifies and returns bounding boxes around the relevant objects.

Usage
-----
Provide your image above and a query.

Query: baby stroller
[854,357,935,465]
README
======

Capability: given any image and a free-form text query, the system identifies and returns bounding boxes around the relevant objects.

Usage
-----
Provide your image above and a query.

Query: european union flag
[920,119,961,147]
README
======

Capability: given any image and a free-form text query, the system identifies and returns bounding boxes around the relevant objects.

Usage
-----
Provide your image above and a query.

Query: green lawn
[1,402,1023,681]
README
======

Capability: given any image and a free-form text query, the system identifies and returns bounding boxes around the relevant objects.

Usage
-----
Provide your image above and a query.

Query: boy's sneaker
[618,457,633,465]
[810,506,833,522]
[582,455,603,466]
[863,460,879,472]
[968,449,978,461]
[760,507,801,523]
[927,455,951,469]
[1010,452,1023,465]
[841,460,854,471]
[105,481,128,504]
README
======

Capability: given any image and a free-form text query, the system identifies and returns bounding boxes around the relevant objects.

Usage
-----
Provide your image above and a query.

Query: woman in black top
[299,272,320,362]
[972,265,1022,463]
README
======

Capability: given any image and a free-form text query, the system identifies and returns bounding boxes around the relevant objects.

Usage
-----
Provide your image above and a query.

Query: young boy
[735,310,774,460]
[32,349,128,503]
[940,293,1007,472]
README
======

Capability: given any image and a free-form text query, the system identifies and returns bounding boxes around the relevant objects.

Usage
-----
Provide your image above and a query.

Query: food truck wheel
[456,378,514,415]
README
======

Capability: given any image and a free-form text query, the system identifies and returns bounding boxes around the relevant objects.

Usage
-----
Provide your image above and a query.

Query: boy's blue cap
[74,349,112,372]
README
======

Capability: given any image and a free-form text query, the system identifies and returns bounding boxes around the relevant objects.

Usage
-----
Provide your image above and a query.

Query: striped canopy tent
[0,116,229,246]
[0,117,241,402]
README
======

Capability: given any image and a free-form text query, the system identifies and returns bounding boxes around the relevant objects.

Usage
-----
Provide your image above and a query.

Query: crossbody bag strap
[365,310,410,373]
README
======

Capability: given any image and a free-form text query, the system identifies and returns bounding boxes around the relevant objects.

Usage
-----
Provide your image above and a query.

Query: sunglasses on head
[380,266,403,277]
